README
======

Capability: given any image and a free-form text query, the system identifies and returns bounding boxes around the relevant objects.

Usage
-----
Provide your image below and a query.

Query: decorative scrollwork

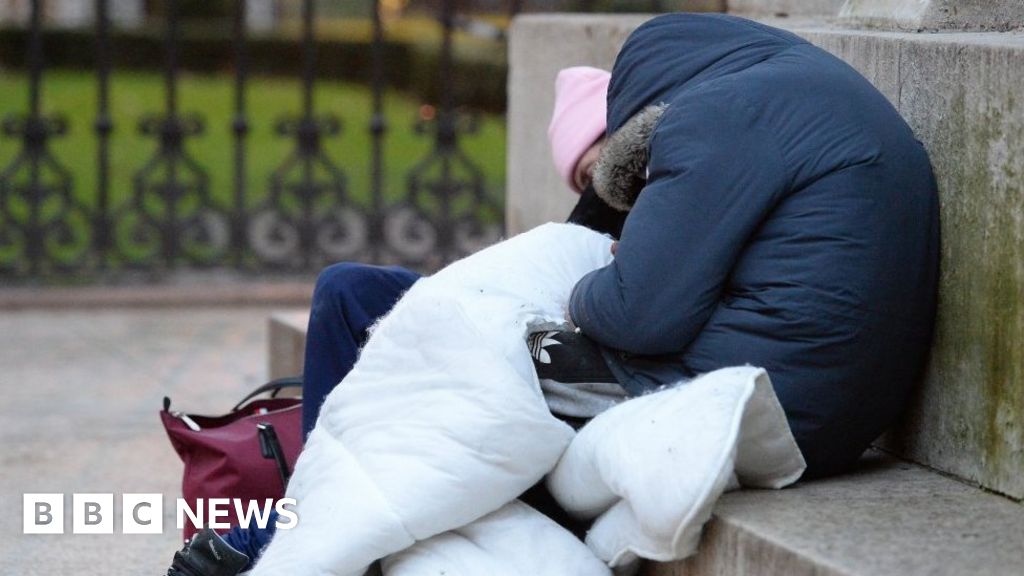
[250,115,367,269]
[453,215,503,255]
[248,209,300,264]
[315,206,368,260]
[382,108,502,268]
[114,113,228,267]
[0,114,93,276]
[382,205,438,263]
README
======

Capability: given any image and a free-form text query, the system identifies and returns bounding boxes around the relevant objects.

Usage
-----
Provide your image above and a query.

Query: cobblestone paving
[0,306,298,574]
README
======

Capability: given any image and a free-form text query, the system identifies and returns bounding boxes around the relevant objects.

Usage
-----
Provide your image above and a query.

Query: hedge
[0,26,508,113]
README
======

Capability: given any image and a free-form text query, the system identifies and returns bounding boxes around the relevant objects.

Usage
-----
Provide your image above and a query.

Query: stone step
[643,451,1024,576]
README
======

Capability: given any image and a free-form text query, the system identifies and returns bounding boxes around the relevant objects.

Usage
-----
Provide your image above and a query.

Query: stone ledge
[838,0,1024,32]
[729,0,845,18]
[268,310,309,380]
[0,281,313,310]
[644,451,1024,576]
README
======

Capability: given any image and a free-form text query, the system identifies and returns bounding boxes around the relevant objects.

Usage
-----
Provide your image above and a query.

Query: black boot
[166,528,250,576]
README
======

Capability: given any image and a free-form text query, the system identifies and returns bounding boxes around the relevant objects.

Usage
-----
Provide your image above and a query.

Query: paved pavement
[0,306,306,575]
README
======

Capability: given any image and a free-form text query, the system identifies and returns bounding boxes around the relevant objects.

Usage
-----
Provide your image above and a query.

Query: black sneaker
[166,528,249,576]
[528,329,618,384]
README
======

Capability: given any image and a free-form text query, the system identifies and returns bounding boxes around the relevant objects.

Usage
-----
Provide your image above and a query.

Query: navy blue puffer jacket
[568,14,940,478]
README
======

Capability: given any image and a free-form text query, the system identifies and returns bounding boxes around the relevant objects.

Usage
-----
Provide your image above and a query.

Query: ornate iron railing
[0,0,506,280]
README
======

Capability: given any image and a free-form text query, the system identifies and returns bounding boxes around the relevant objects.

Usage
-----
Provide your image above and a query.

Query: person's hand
[610,241,619,256]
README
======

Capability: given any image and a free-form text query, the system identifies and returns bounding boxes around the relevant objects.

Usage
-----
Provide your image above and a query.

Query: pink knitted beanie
[547,66,611,193]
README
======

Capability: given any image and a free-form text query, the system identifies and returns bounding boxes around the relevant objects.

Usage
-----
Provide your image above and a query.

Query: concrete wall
[798,28,1024,500]
[508,15,1024,499]
[668,0,728,11]
[726,0,1024,30]
[728,0,845,17]
[506,14,652,235]
[839,1,1024,31]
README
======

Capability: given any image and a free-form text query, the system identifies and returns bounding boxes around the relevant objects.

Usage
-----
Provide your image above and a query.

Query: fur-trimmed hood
[592,13,807,211]
[591,103,667,212]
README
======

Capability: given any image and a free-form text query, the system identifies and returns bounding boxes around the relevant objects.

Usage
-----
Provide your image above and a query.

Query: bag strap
[232,376,303,412]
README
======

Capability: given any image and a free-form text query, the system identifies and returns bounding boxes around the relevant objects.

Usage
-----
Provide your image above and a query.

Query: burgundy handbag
[160,377,303,541]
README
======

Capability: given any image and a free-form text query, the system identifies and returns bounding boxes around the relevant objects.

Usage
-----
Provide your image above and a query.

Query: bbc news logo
[23,494,298,534]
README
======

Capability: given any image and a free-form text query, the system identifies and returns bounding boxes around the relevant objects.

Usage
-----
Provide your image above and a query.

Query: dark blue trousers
[301,262,421,438]
[224,263,420,562]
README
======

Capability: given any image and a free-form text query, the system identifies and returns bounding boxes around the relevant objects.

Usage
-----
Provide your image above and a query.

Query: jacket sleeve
[569,97,788,355]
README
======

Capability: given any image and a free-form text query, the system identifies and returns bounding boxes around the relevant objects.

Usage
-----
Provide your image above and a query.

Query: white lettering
[207,498,231,530]
[176,498,204,531]
[233,498,274,529]
[274,498,299,530]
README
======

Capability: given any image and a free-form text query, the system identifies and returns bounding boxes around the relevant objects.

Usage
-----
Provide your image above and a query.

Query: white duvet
[250,223,804,576]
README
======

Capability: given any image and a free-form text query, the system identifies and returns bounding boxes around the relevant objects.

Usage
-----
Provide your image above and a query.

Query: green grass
[0,69,507,215]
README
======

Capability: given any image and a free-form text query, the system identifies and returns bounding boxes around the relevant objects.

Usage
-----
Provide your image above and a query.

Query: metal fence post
[369,0,387,262]
[95,0,112,270]
[233,0,250,268]
[256,0,353,270]
[0,0,78,277]
[394,0,500,268]
[123,0,225,269]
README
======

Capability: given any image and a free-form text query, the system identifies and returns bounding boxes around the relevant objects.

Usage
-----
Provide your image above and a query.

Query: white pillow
[547,367,805,567]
